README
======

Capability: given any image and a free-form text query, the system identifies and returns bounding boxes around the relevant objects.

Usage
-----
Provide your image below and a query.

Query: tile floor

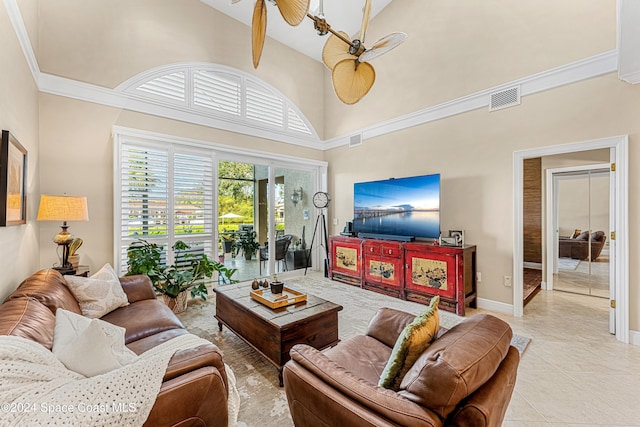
[222,259,637,425]
[471,289,640,426]
[220,254,305,283]
[554,258,610,298]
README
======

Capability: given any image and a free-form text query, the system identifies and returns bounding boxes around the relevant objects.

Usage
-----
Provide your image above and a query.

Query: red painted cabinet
[329,237,477,316]
[404,242,477,316]
[363,240,404,299]
[329,236,363,286]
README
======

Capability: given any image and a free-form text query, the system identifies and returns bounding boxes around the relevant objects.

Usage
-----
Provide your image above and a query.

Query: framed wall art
[1,130,27,226]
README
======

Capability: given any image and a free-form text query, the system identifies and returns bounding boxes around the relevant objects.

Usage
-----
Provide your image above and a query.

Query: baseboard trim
[523,262,542,270]
[619,69,640,84]
[476,298,513,315]
[629,329,640,346]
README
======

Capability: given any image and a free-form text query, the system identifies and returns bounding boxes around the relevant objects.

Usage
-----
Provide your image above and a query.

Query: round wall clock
[312,191,331,209]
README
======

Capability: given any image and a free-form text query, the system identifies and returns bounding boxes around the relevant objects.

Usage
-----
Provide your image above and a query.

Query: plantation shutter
[193,70,241,116]
[117,141,215,275]
[246,82,284,128]
[120,65,318,139]
[173,151,215,266]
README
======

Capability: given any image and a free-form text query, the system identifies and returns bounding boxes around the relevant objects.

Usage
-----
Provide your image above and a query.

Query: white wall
[323,0,616,138]
[35,0,326,139]
[7,0,640,335]
[0,1,40,300]
[37,96,325,273]
[324,75,640,331]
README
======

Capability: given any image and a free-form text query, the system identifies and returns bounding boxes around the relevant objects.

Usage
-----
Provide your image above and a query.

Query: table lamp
[37,194,89,274]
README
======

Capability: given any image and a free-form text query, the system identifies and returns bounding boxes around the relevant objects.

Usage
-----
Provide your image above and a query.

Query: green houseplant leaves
[126,239,238,301]
[236,230,260,259]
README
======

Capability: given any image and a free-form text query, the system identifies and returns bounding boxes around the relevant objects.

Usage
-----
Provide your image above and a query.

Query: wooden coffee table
[214,282,343,386]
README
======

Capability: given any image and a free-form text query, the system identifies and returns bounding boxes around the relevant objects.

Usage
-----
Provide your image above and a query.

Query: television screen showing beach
[353,174,440,239]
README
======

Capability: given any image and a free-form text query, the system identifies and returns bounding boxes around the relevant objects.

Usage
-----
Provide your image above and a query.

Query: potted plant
[270,273,284,294]
[236,230,260,260]
[220,231,235,254]
[126,239,238,313]
[67,238,83,270]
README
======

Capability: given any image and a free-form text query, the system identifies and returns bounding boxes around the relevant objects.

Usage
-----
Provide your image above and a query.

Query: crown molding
[324,50,618,150]
[4,0,39,84]
[2,0,622,151]
[618,0,640,84]
[35,51,621,152]
[39,73,325,150]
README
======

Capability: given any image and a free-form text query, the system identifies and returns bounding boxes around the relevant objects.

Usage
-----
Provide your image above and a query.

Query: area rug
[178,275,530,427]
[558,257,581,270]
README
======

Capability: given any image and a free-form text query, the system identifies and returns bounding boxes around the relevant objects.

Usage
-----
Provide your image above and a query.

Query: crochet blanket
[0,333,212,426]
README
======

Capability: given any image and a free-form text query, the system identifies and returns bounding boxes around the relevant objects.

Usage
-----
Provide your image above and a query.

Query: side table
[61,265,90,277]
[286,249,311,270]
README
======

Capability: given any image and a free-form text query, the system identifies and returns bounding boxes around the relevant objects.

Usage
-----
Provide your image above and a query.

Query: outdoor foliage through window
[218,160,255,231]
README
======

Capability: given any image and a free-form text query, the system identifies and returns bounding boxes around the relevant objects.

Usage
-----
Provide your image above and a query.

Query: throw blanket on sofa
[0,333,212,426]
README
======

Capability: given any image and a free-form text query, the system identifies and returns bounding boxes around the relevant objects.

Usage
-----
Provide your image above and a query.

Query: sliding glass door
[272,167,314,273]
[217,160,317,282]
[114,128,327,284]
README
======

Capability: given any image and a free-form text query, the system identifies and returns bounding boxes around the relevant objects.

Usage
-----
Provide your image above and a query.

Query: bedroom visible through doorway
[513,135,628,343]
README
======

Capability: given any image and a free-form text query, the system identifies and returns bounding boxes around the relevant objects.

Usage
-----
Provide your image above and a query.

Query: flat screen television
[353,173,440,240]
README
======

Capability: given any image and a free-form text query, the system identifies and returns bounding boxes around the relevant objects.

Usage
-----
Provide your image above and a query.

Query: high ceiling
[200,0,393,62]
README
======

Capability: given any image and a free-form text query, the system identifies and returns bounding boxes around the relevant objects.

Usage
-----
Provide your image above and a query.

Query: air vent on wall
[349,134,363,147]
[489,86,521,111]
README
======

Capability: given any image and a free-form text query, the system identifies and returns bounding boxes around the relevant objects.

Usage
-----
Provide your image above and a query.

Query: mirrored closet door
[554,169,610,298]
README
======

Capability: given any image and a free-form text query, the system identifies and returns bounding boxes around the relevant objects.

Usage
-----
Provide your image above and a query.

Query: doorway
[513,135,629,343]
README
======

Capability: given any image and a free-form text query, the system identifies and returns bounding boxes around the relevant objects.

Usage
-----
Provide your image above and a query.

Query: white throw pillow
[64,263,129,318]
[52,308,138,377]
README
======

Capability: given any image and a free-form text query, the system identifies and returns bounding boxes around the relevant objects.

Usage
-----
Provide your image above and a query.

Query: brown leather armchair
[0,269,228,427]
[283,308,519,427]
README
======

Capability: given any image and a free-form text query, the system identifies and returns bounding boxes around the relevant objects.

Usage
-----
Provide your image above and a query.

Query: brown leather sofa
[559,230,606,260]
[283,308,519,427]
[0,269,228,427]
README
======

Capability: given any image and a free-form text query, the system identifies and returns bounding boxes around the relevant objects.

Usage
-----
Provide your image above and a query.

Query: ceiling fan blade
[358,32,407,63]
[252,0,267,68]
[276,0,310,26]
[359,0,372,43]
[332,59,376,105]
[322,31,354,70]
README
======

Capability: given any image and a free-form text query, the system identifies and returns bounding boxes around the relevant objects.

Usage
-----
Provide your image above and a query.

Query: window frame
[113,126,328,276]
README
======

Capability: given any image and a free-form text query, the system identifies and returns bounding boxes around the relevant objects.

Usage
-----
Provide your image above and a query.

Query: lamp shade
[37,195,89,222]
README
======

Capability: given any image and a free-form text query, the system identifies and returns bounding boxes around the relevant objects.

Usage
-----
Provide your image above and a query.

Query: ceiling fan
[232,0,310,68]
[311,0,407,104]
[234,0,407,104]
